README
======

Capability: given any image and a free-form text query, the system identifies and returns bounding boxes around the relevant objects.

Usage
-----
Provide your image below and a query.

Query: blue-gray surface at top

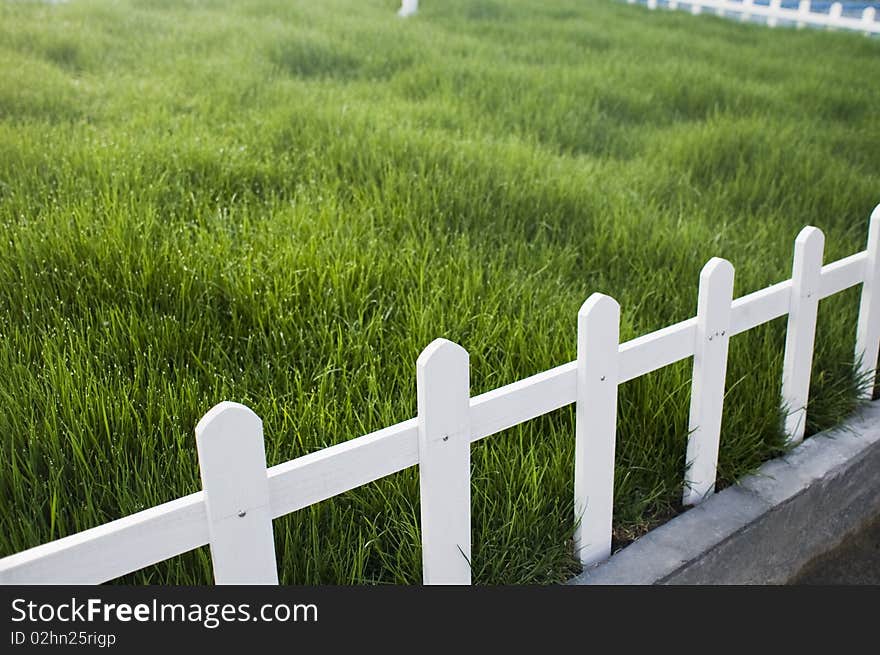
[638,0,879,18]
[773,1,877,14]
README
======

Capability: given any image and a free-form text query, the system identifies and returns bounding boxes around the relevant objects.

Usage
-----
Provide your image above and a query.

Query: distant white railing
[2,204,879,585]
[398,0,418,18]
[638,0,880,34]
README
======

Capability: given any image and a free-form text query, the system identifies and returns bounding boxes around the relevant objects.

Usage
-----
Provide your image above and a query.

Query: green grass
[1,0,878,584]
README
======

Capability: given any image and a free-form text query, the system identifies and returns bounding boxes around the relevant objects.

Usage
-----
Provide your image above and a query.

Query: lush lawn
[1,0,878,584]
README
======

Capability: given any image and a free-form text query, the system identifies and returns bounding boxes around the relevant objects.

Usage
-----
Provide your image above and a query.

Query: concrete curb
[569,399,880,585]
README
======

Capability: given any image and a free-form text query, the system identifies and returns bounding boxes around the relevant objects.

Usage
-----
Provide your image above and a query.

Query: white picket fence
[1,205,880,585]
[397,0,879,35]
[638,0,880,34]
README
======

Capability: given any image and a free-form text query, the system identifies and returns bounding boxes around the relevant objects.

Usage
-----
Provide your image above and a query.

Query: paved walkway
[792,513,880,585]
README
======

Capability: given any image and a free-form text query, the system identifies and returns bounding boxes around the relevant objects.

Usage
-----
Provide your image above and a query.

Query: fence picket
[684,258,735,506]
[855,205,880,400]
[829,1,842,28]
[768,0,781,26]
[574,294,620,569]
[797,0,811,28]
[417,338,472,585]
[781,227,824,444]
[398,0,418,18]
[195,402,278,584]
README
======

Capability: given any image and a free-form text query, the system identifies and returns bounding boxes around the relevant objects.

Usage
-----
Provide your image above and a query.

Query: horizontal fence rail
[637,0,880,35]
[2,205,879,585]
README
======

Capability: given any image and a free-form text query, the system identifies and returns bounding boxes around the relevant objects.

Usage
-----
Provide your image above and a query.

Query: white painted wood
[196,402,278,585]
[662,0,880,34]
[829,2,842,25]
[818,251,867,299]
[470,362,576,442]
[781,227,825,444]
[398,0,418,18]
[0,493,207,584]
[855,205,880,400]
[797,0,811,28]
[730,280,791,336]
[574,294,620,568]
[268,418,419,517]
[758,273,868,343]
[684,258,735,506]
[469,317,699,443]
[821,6,878,32]
[728,254,864,338]
[864,7,877,35]
[767,0,780,26]
[471,317,698,440]
[470,316,698,441]
[619,318,697,382]
[417,339,471,585]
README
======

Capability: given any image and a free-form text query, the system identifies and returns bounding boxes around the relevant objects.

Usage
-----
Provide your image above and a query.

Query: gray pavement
[571,401,880,585]
[792,513,880,585]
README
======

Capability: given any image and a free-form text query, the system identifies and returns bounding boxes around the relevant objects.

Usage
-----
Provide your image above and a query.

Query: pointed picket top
[196,402,267,513]
[791,226,826,290]
[195,401,260,441]
[829,2,842,21]
[417,337,466,370]
[578,292,620,323]
[699,257,735,301]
